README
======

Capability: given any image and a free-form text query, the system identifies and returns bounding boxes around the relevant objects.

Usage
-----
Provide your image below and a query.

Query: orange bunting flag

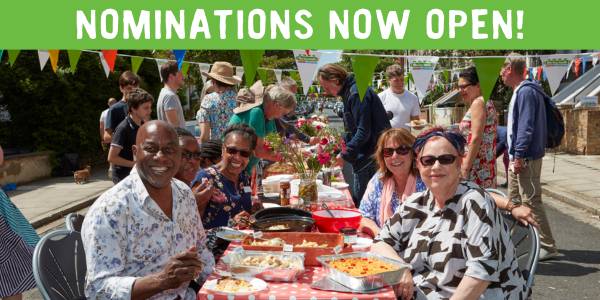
[48,50,60,72]
[101,50,118,72]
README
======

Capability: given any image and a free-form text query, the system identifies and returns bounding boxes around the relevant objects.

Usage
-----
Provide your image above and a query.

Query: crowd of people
[0,52,555,299]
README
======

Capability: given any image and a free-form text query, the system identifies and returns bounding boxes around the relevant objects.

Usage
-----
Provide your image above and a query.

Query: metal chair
[486,188,541,293]
[65,213,85,232]
[32,229,87,300]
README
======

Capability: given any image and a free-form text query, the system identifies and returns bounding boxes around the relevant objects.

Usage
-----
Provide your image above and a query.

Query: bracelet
[506,201,521,212]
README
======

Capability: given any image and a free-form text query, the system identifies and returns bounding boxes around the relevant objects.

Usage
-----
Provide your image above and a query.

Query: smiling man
[82,120,215,300]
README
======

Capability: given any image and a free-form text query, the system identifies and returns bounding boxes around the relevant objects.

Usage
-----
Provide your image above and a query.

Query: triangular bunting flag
[0,50,4,62]
[593,54,598,66]
[350,55,380,101]
[408,56,439,99]
[257,68,269,84]
[37,50,50,71]
[540,54,575,95]
[101,50,118,72]
[293,50,321,95]
[442,70,450,83]
[49,50,59,72]
[181,61,191,76]
[131,56,144,74]
[156,59,169,81]
[235,66,245,83]
[199,63,211,84]
[67,50,81,72]
[173,50,186,70]
[7,50,20,66]
[316,50,343,70]
[274,69,283,84]
[99,52,111,78]
[472,57,506,103]
[239,50,264,84]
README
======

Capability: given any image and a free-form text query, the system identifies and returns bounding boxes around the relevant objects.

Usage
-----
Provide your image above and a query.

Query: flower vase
[298,178,318,210]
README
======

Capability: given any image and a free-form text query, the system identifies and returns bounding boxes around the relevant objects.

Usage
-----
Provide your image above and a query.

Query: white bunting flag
[293,50,321,95]
[99,52,112,78]
[37,50,50,71]
[408,56,439,100]
[155,59,168,81]
[593,54,598,66]
[540,54,575,95]
[199,63,211,83]
[235,66,244,83]
[274,69,283,84]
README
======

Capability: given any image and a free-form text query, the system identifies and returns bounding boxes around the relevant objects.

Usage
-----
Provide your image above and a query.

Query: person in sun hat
[197,61,242,142]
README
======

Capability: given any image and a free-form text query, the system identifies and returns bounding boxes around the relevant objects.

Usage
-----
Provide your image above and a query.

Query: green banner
[257,68,269,84]
[240,50,264,84]
[67,50,82,72]
[351,55,380,101]
[131,56,144,74]
[472,57,506,102]
[7,50,20,66]
[1,1,599,49]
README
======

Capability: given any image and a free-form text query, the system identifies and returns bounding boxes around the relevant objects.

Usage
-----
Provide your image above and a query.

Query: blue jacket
[509,81,547,160]
[340,75,391,170]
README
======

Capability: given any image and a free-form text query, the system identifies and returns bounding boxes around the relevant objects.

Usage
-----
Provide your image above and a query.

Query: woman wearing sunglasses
[358,128,426,237]
[191,124,257,230]
[372,127,527,300]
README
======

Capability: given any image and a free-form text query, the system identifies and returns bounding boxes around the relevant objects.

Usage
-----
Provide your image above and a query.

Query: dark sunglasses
[419,154,457,166]
[458,83,473,90]
[181,151,202,160]
[382,145,412,157]
[225,147,251,158]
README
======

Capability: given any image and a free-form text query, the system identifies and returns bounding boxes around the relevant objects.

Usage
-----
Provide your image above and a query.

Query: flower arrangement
[296,116,329,137]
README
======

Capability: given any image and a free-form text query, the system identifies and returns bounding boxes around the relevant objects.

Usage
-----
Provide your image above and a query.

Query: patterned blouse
[196,89,237,140]
[375,181,526,299]
[192,166,252,229]
[459,99,498,188]
[359,172,427,227]
[81,173,215,300]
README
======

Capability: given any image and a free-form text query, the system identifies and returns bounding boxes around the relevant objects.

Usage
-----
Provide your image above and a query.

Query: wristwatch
[506,200,521,212]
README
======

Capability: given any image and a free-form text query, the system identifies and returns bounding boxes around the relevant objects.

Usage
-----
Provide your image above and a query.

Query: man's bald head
[133,120,181,189]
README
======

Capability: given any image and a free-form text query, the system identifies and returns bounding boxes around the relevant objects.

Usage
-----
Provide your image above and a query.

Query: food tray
[222,250,305,282]
[317,252,409,291]
[241,232,351,266]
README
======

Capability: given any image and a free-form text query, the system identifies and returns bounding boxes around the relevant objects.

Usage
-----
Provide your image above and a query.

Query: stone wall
[0,151,53,185]
[558,105,600,155]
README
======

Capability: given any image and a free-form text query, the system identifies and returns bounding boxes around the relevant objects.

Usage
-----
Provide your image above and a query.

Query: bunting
[99,52,111,77]
[67,50,81,72]
[257,68,269,84]
[199,63,211,83]
[350,55,380,101]
[235,66,244,83]
[274,69,283,83]
[131,56,144,74]
[181,61,191,76]
[0,50,4,62]
[472,57,506,103]
[37,50,50,71]
[293,50,321,95]
[173,50,186,70]
[48,50,59,72]
[239,50,264,85]
[7,50,20,66]
[156,59,168,81]
[540,54,574,95]
[593,54,598,66]
[408,56,439,99]
[101,50,118,72]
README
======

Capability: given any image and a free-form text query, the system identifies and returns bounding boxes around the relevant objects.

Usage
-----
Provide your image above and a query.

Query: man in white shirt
[157,61,186,128]
[378,64,420,130]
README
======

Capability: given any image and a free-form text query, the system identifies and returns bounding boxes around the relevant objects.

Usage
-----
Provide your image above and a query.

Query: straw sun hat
[202,61,242,86]
[234,80,269,114]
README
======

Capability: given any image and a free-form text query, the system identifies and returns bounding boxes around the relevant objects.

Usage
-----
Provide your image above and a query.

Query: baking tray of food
[222,250,305,282]
[317,252,409,291]
[241,232,351,266]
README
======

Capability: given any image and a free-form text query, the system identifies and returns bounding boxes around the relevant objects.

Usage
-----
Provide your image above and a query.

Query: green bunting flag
[239,50,264,84]
[131,56,144,74]
[351,55,380,101]
[7,50,20,66]
[472,57,506,103]
[180,61,190,76]
[442,70,450,83]
[67,50,81,72]
[257,68,269,84]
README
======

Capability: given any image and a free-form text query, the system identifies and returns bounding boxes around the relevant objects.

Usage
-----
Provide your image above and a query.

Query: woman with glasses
[372,127,527,300]
[358,128,426,237]
[191,124,257,230]
[457,66,498,188]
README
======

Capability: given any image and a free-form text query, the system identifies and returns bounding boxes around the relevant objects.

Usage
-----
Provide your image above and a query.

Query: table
[197,263,397,300]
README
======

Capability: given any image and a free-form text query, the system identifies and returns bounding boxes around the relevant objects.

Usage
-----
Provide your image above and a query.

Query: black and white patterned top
[375,181,527,299]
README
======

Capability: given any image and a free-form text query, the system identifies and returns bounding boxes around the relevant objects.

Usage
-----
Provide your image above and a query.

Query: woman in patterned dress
[458,67,498,188]
[0,145,39,300]
[372,128,527,300]
[358,128,427,237]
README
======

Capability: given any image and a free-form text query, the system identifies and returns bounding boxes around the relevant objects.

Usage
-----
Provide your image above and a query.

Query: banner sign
[408,56,438,99]
[541,54,575,95]
[293,49,321,95]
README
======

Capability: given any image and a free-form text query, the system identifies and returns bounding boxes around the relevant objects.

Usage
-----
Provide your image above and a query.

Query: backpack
[539,89,565,148]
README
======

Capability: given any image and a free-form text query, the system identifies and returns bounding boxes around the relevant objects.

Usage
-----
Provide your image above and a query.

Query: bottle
[279,179,291,206]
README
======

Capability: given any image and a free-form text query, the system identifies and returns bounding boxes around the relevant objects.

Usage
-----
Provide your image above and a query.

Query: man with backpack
[501,53,558,261]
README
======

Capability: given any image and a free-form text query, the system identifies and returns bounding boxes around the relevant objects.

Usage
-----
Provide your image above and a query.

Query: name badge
[243,186,252,193]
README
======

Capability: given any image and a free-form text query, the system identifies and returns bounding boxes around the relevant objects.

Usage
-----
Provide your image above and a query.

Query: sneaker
[539,248,559,261]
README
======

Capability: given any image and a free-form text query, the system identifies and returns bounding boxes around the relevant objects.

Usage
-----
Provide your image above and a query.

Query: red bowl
[312,209,362,233]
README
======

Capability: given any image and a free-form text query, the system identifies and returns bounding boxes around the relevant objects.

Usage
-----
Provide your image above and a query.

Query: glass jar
[339,227,357,244]
[298,178,318,209]
[279,179,291,206]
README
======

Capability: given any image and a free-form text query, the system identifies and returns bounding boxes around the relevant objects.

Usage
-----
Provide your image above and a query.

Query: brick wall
[558,106,600,154]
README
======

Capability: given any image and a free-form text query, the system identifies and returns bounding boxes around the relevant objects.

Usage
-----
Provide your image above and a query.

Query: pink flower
[316,125,323,131]
[296,118,306,128]
[317,152,331,165]
[320,138,329,145]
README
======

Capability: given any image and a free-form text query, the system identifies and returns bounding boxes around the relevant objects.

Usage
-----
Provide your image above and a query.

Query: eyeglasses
[419,154,457,166]
[458,83,473,90]
[181,151,202,160]
[225,147,251,158]
[382,145,412,157]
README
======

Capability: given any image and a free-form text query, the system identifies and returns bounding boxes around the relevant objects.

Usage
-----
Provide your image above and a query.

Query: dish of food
[406,119,429,128]
[295,240,328,248]
[216,229,248,242]
[267,224,289,230]
[250,238,285,247]
[239,254,303,269]
[328,257,399,277]
[205,277,267,295]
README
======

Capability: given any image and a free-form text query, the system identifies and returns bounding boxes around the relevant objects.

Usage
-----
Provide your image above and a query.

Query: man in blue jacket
[501,53,557,261]
[318,64,391,206]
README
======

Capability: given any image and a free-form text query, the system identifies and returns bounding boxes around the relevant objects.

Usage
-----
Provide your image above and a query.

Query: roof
[431,89,462,107]
[553,64,600,105]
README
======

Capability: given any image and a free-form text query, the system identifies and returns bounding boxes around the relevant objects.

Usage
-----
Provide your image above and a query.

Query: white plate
[352,237,374,251]
[331,181,349,189]
[215,229,248,242]
[405,122,430,128]
[204,277,268,296]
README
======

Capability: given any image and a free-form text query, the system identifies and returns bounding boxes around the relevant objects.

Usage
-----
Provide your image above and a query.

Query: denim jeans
[351,159,377,208]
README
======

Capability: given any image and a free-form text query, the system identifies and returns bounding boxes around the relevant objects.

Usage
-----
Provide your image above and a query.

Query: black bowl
[252,207,312,220]
[251,216,315,232]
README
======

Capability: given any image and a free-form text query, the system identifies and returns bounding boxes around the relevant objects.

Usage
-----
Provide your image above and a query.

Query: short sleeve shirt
[105,100,128,132]
[375,181,526,299]
[196,89,237,140]
[378,89,420,130]
[157,87,186,128]
[110,116,140,182]
[228,105,276,173]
